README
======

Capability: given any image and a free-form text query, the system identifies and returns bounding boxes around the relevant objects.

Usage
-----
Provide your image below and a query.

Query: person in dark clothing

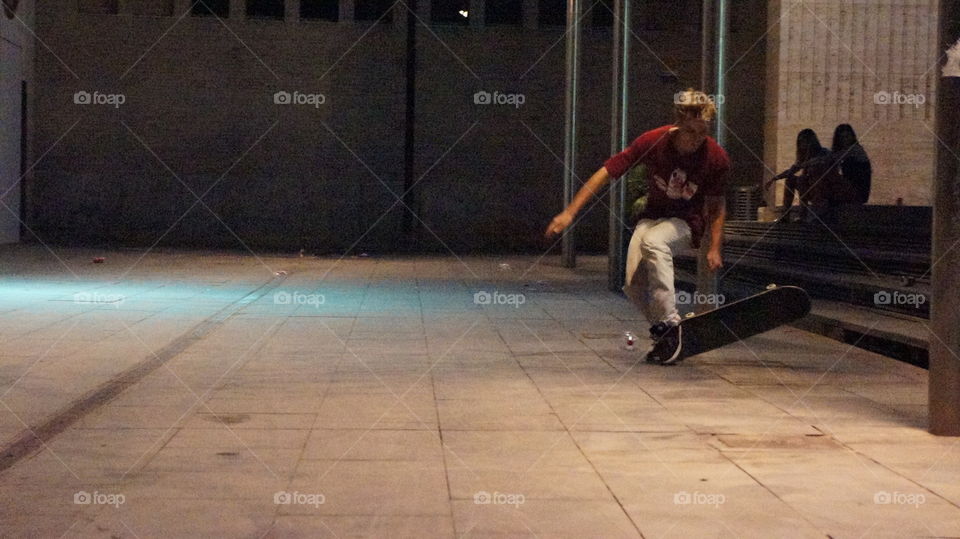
[830,124,872,205]
[766,129,837,221]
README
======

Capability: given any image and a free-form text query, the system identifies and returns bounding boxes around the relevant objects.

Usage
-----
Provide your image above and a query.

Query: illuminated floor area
[0,245,957,537]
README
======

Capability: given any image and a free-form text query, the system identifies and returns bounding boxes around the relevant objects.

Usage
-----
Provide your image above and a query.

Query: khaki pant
[622,218,691,327]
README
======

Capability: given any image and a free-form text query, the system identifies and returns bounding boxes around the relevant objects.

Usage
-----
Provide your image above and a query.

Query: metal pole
[700,0,715,95]
[402,0,417,237]
[561,0,581,268]
[714,0,728,148]
[930,2,960,436]
[696,0,724,313]
[608,0,630,291]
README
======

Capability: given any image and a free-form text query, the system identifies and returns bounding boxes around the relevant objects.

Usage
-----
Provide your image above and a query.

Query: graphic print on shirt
[654,168,699,200]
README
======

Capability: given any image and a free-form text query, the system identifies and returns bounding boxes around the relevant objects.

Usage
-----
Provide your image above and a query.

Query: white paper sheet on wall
[944,38,960,78]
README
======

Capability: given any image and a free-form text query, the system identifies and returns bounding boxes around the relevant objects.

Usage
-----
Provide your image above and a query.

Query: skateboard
[661,285,811,362]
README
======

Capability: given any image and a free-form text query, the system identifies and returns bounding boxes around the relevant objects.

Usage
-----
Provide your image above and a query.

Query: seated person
[766,129,839,221]
[829,123,872,206]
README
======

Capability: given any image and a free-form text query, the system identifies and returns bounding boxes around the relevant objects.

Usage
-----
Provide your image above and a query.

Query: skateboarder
[545,89,731,364]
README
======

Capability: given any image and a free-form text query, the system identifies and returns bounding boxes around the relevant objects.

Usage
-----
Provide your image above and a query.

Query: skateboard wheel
[685,312,695,318]
[766,283,777,289]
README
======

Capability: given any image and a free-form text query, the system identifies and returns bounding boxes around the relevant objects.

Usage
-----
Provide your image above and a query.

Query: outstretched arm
[545,130,658,238]
[767,153,835,187]
[765,164,800,188]
[544,167,613,238]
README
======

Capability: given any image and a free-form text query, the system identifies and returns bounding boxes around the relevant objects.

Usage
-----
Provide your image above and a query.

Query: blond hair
[673,88,717,122]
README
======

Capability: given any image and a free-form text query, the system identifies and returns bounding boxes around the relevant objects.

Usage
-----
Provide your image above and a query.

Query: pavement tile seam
[0,252,952,537]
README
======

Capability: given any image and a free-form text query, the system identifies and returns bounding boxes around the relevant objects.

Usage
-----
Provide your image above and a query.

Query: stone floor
[0,245,957,538]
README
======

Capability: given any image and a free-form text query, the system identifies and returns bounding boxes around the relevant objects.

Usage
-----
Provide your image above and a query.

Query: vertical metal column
[402,0,418,237]
[696,0,725,313]
[229,0,244,20]
[608,0,630,291]
[714,0,728,148]
[522,0,537,29]
[561,0,582,268]
[700,0,715,96]
[20,81,28,240]
[470,0,484,28]
[284,0,299,23]
[338,0,354,22]
[930,3,960,436]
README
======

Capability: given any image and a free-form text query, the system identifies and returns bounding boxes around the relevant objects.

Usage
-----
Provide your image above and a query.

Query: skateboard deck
[670,285,811,360]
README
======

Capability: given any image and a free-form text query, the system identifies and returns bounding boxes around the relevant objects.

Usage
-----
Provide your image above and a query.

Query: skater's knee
[623,284,644,304]
[638,237,669,255]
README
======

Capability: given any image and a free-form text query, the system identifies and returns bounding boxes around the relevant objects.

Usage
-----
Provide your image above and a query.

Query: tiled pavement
[0,245,957,538]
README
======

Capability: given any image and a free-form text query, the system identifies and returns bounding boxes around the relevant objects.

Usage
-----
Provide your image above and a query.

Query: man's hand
[545,211,574,239]
[706,248,723,271]
[544,167,613,240]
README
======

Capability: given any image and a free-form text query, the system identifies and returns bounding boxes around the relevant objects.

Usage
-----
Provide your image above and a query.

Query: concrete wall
[0,0,34,244]
[764,0,939,207]
[717,0,770,190]
[28,0,768,253]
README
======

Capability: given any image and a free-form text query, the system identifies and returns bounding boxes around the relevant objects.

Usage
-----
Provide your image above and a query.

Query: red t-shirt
[604,125,730,247]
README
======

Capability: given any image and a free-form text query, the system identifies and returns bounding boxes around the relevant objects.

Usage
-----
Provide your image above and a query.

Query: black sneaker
[649,322,670,342]
[648,325,683,365]
[646,323,670,363]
